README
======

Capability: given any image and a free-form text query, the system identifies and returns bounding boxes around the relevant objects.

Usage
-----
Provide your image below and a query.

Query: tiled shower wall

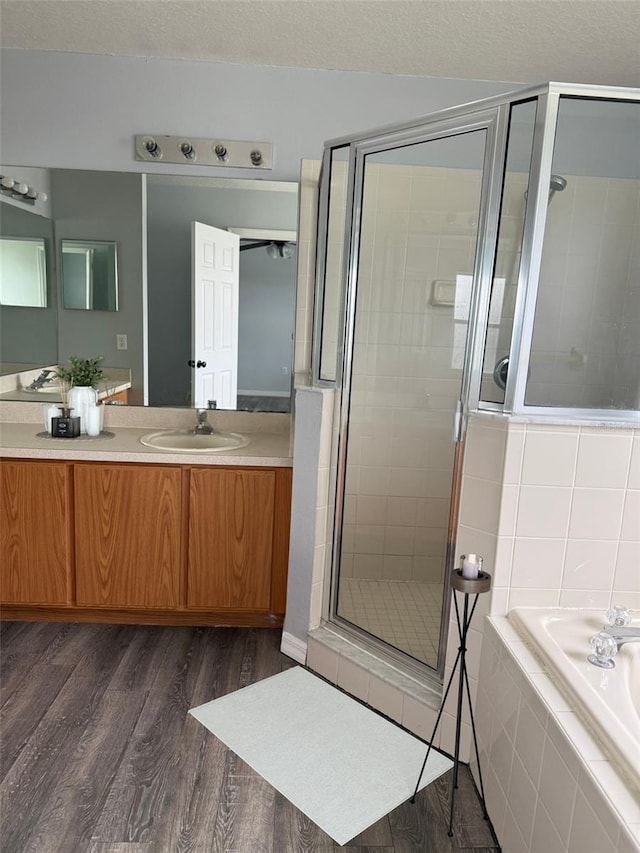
[491,173,640,409]
[529,175,640,409]
[341,162,482,584]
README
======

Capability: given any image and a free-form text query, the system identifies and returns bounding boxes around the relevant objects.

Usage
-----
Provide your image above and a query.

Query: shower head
[548,174,567,202]
[550,174,567,193]
[524,174,568,205]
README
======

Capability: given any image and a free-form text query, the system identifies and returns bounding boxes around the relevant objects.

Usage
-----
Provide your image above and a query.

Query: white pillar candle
[461,553,482,579]
[86,404,102,437]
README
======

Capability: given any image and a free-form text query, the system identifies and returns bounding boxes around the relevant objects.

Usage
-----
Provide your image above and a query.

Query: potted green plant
[56,355,104,434]
[56,355,104,388]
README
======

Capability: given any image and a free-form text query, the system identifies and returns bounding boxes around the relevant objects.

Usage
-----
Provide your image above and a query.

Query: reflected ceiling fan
[226,227,297,259]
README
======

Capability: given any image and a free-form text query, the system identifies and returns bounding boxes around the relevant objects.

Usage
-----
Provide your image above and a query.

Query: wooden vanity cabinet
[187,466,292,615]
[0,459,73,605]
[1,458,291,627]
[74,463,184,609]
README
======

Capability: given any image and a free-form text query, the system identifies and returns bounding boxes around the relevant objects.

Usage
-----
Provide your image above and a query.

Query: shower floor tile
[338,578,444,666]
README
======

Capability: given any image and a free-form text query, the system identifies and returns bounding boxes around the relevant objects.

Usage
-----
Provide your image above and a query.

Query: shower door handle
[452,399,464,443]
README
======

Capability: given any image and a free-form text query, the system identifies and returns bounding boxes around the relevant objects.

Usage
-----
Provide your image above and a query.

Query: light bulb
[180,141,195,160]
[14,182,29,195]
[0,176,15,189]
[144,137,161,158]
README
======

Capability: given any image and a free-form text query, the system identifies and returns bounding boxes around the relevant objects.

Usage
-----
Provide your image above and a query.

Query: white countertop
[0,422,292,467]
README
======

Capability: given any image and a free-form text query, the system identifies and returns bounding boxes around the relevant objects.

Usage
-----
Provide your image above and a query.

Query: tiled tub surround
[509,607,640,792]
[475,616,640,852]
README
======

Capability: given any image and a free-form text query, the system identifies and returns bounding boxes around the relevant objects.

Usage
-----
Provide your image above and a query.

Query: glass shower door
[333,128,489,673]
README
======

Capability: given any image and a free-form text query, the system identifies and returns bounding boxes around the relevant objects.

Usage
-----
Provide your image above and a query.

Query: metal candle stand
[410,561,492,837]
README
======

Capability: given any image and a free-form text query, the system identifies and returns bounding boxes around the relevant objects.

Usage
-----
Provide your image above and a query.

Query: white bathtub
[509,607,640,792]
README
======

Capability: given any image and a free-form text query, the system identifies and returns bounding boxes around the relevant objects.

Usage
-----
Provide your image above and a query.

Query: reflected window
[62,239,118,311]
[0,236,47,307]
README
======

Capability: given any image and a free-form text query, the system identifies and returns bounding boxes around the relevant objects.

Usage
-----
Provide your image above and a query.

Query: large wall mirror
[0,168,299,411]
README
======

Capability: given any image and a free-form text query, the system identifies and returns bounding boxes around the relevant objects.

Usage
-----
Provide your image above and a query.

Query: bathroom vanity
[0,422,292,628]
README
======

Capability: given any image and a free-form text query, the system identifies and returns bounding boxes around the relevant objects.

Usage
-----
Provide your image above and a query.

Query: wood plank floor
[0,621,500,852]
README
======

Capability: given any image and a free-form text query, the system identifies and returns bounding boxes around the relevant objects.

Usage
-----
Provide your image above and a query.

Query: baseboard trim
[280,631,307,663]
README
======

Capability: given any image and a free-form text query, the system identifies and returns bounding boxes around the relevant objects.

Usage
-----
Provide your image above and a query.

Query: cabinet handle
[197,360,207,368]
[188,359,195,367]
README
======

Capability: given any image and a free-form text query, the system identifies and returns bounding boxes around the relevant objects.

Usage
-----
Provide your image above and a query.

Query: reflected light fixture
[0,174,48,205]
[266,241,295,259]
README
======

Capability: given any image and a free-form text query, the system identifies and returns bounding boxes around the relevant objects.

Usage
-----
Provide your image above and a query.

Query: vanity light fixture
[0,174,48,205]
[135,135,273,170]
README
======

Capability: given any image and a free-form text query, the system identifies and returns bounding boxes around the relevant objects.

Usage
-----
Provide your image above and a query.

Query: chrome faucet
[26,369,56,390]
[193,409,214,435]
[588,606,638,668]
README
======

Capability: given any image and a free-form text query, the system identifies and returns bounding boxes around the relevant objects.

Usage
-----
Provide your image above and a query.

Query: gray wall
[0,49,516,183]
[52,170,144,404]
[146,178,298,406]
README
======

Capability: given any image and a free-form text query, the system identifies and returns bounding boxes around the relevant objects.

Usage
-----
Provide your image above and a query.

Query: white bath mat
[189,666,452,845]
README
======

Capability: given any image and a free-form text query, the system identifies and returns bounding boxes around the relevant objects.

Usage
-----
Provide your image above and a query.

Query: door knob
[197,360,207,368]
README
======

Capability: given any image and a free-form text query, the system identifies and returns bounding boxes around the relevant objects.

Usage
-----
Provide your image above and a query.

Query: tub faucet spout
[604,626,640,648]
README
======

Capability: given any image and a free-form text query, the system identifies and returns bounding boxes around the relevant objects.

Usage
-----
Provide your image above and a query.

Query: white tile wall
[343,162,483,587]
[481,421,640,615]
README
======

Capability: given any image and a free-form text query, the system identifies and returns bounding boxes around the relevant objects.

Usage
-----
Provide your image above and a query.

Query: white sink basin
[139,429,250,453]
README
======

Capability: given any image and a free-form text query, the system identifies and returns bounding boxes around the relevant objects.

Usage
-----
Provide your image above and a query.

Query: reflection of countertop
[0,367,132,403]
[0,380,132,403]
[0,423,292,467]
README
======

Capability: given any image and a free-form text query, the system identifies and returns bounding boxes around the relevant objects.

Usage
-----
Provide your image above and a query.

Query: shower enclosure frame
[312,81,640,685]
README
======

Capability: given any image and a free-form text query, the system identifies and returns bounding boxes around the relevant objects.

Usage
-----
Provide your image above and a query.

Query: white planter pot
[68,385,98,434]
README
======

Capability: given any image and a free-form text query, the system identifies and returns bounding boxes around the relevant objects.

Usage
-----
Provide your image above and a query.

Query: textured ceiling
[1,0,639,87]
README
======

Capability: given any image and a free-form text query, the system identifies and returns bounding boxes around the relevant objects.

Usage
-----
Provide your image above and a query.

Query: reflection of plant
[56,355,104,388]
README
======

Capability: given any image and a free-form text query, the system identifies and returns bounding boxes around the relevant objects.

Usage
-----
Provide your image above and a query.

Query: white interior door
[191,222,239,409]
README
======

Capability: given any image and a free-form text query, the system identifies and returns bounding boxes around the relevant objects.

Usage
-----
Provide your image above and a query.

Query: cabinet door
[75,463,183,608]
[1,460,73,604]
[188,468,276,610]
